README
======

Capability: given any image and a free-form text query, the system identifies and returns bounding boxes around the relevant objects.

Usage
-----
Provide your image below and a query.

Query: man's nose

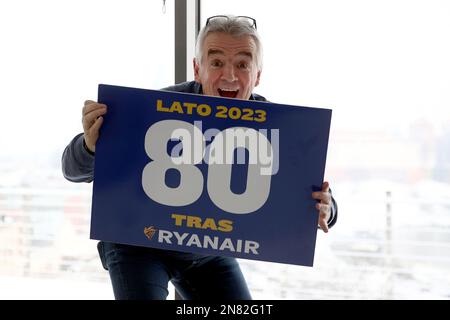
[221,65,237,82]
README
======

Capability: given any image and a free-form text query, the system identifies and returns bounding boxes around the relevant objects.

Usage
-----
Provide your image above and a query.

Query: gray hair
[195,15,263,70]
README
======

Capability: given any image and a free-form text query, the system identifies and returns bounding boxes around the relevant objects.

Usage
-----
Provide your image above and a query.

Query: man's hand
[312,181,332,233]
[82,100,107,153]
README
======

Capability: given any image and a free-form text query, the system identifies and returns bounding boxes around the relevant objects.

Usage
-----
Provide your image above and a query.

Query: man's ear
[193,58,201,83]
[255,69,262,87]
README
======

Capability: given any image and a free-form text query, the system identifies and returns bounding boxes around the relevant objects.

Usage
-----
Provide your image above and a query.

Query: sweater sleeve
[327,195,338,228]
[61,133,95,183]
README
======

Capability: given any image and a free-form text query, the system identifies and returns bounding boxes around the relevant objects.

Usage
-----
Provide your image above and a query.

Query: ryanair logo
[144,226,157,240]
[142,214,260,255]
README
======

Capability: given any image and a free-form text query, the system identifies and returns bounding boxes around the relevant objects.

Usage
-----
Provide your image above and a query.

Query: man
[62,15,337,300]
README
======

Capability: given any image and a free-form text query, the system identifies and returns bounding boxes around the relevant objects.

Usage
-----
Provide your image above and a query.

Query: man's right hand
[82,100,107,153]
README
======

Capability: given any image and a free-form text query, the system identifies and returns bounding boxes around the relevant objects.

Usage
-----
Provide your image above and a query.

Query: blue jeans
[97,241,252,300]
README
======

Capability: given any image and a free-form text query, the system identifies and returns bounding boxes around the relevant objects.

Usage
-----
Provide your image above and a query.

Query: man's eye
[238,62,249,69]
[211,60,223,67]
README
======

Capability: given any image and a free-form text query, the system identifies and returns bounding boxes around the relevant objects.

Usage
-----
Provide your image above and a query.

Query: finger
[82,102,107,116]
[89,116,104,139]
[316,202,331,227]
[84,106,107,124]
[316,202,331,215]
[312,191,331,204]
[86,117,104,149]
[319,217,329,233]
[82,107,107,131]
[82,100,96,115]
[316,204,329,233]
[322,181,330,193]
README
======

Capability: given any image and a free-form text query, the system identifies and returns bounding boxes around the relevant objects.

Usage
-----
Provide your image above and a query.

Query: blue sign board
[91,84,332,266]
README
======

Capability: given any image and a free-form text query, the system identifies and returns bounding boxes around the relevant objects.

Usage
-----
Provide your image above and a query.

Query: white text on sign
[141,120,278,214]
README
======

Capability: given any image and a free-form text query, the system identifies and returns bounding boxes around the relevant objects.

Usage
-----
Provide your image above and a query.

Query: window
[202,0,450,299]
[0,0,174,299]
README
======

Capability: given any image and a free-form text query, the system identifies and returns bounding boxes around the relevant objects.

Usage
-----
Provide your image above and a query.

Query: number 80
[142,120,274,214]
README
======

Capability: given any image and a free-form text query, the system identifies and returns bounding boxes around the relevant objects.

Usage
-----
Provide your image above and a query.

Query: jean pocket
[97,241,109,270]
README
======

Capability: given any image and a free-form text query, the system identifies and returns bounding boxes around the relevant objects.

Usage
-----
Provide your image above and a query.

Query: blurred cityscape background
[1,0,449,299]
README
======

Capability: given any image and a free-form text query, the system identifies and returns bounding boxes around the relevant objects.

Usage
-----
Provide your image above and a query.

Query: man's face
[194,32,261,100]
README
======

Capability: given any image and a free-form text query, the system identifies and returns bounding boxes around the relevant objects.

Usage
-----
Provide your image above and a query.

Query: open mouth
[218,89,239,98]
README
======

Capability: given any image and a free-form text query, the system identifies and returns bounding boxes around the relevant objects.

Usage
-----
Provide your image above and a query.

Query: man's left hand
[312,181,332,233]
